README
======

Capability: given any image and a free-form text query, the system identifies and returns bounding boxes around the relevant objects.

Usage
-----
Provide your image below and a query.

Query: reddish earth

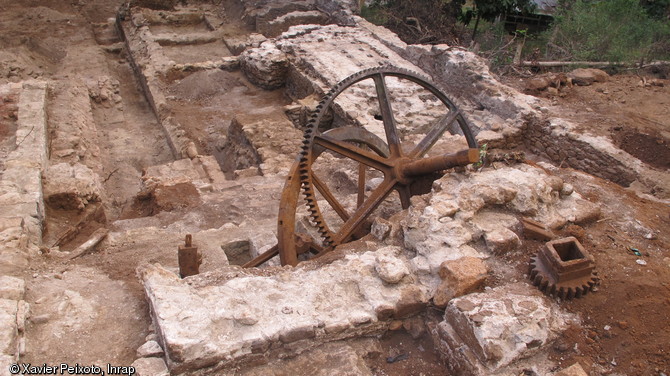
[503,72,670,375]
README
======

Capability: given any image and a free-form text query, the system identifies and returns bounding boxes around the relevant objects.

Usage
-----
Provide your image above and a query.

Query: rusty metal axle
[400,149,479,177]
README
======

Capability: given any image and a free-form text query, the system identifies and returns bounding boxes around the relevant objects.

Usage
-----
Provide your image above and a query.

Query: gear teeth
[294,65,464,258]
[528,253,599,300]
[548,284,557,295]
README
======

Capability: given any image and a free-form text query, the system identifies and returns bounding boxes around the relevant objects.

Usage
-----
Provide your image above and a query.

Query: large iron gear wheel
[298,66,478,254]
[529,256,600,300]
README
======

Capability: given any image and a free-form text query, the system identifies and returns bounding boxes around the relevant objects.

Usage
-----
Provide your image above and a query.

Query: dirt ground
[506,73,670,171]
[502,72,670,375]
[1,0,669,375]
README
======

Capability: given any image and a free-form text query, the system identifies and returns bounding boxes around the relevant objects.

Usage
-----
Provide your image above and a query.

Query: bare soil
[508,73,670,170]
[503,72,670,375]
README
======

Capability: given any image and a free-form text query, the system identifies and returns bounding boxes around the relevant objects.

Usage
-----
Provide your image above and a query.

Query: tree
[547,0,670,62]
[639,0,670,19]
[465,0,537,40]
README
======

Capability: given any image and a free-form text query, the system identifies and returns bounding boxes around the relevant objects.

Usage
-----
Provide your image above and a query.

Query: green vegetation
[359,0,670,67]
[460,0,536,39]
[546,0,670,62]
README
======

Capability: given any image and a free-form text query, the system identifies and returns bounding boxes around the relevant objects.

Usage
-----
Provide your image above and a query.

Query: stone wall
[524,115,638,186]
[0,276,28,372]
[0,81,47,275]
[138,245,426,374]
[0,81,47,370]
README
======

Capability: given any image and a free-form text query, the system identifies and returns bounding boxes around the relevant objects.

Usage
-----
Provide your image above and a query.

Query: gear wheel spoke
[410,109,462,159]
[372,73,402,158]
[299,65,478,253]
[245,66,481,267]
[313,134,391,171]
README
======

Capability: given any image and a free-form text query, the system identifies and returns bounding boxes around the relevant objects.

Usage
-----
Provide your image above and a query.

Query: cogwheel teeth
[529,256,599,300]
[297,66,470,252]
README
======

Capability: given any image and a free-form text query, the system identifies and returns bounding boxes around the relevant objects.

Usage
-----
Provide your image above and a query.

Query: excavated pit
[0,1,669,376]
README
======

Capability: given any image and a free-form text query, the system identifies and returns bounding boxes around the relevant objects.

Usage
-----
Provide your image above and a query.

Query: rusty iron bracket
[178,234,202,278]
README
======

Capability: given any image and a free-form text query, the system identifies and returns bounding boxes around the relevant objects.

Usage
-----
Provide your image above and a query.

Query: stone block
[152,182,201,211]
[131,357,169,376]
[241,341,374,376]
[240,42,289,89]
[137,340,164,358]
[249,231,277,258]
[554,362,588,376]
[374,247,408,284]
[43,163,103,210]
[556,197,601,225]
[279,324,316,344]
[221,239,251,265]
[16,301,28,333]
[568,68,608,86]
[137,248,418,374]
[0,299,18,355]
[0,217,23,232]
[0,276,25,300]
[234,167,261,179]
[436,283,567,374]
[434,257,487,308]
[394,285,427,318]
[0,354,16,373]
[371,217,391,241]
[483,228,520,254]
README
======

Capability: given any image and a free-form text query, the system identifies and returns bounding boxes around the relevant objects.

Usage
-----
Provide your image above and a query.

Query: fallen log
[68,228,109,259]
[520,60,670,68]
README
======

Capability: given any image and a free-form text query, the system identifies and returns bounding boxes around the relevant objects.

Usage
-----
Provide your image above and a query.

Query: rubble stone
[259,10,329,38]
[43,163,103,211]
[224,33,267,55]
[483,228,520,254]
[0,299,18,356]
[402,164,595,293]
[402,316,426,339]
[223,112,302,175]
[374,247,409,284]
[433,283,570,374]
[240,42,289,89]
[433,257,487,308]
[131,357,169,376]
[554,362,588,376]
[249,231,277,258]
[371,217,392,241]
[0,276,25,300]
[0,354,14,372]
[568,68,609,86]
[239,341,374,376]
[137,247,426,374]
[137,340,164,358]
